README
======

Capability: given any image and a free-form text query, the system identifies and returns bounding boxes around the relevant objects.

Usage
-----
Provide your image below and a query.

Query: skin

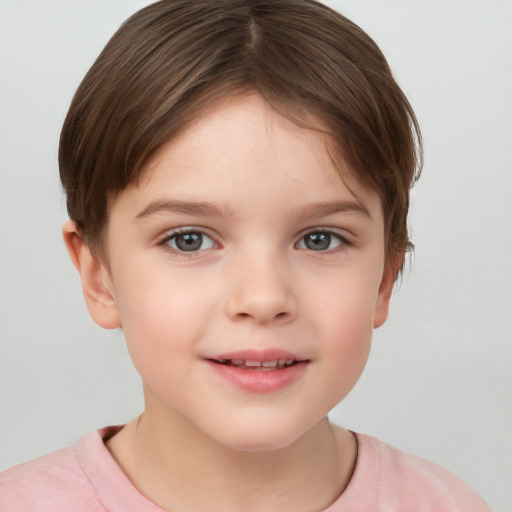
[64,94,394,512]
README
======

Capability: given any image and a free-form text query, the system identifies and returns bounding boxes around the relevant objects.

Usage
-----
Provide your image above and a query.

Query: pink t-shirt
[1,426,491,511]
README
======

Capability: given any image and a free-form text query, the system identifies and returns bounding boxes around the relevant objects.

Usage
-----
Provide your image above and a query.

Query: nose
[225,252,298,325]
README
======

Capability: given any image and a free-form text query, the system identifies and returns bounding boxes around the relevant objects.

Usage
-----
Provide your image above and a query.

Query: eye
[164,230,215,252]
[296,231,346,251]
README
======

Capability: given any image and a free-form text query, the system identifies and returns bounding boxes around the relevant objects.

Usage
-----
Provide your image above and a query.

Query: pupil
[176,232,202,251]
[305,233,330,251]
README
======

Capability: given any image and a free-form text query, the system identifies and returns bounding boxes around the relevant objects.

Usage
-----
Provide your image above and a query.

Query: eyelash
[158,227,351,256]
[296,229,350,253]
[159,228,216,256]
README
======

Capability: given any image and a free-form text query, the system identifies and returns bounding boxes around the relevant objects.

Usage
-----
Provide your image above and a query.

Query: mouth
[206,354,309,392]
[209,358,300,371]
[205,349,309,392]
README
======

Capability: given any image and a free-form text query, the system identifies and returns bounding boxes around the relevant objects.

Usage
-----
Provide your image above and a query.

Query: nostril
[227,295,297,323]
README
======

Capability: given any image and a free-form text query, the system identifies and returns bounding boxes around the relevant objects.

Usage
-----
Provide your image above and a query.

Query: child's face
[97,94,391,451]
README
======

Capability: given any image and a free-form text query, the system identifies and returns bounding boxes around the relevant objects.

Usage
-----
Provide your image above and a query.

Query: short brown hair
[59,0,422,275]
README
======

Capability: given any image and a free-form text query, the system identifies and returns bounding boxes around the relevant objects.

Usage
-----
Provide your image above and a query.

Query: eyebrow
[134,198,371,222]
[134,200,235,221]
[294,200,371,220]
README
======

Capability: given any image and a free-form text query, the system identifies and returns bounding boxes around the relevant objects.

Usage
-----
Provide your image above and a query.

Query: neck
[107,407,356,512]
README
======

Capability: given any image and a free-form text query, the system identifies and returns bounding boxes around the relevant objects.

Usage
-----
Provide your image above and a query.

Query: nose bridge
[226,245,297,324]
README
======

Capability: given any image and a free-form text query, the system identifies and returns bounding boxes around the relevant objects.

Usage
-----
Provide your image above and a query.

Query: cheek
[304,271,379,385]
[318,298,373,376]
[306,263,382,333]
[314,305,373,411]
[112,265,218,368]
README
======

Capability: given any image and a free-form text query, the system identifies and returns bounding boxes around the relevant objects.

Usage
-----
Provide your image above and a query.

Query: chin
[210,417,320,453]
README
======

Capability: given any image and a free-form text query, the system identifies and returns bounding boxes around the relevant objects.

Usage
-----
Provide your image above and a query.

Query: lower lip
[206,360,308,393]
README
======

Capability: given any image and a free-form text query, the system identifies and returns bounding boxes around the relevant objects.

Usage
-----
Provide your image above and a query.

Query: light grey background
[1,1,510,510]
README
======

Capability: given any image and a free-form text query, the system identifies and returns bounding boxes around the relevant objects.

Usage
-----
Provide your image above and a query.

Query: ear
[373,253,403,328]
[63,220,121,329]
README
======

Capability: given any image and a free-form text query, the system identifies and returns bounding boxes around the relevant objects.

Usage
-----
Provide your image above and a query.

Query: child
[0,0,493,510]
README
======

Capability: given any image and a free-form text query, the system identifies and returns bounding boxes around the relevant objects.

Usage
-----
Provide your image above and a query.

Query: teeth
[215,358,297,368]
[221,359,296,367]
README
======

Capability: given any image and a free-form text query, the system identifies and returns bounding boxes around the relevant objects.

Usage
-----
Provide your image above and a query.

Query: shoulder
[0,434,106,512]
[345,432,492,512]
[0,426,158,512]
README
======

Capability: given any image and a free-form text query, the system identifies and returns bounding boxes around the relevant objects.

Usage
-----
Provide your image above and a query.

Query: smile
[206,351,309,393]
[213,359,297,370]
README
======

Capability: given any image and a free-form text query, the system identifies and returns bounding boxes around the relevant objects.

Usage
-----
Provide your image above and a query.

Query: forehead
[113,94,382,224]
[141,95,374,199]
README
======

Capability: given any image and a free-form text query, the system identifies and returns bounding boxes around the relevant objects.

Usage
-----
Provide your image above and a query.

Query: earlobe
[62,220,121,329]
[373,276,392,328]
[373,255,402,328]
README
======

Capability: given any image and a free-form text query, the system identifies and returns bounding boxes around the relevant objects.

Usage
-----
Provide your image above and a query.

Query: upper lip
[205,349,308,363]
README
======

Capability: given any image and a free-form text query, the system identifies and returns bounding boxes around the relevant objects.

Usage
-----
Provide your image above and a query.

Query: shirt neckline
[74,426,377,511]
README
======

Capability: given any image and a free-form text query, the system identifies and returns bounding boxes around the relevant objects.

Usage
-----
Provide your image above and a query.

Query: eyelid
[156,226,352,254]
[295,227,352,250]
[298,226,351,239]
[158,226,220,254]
